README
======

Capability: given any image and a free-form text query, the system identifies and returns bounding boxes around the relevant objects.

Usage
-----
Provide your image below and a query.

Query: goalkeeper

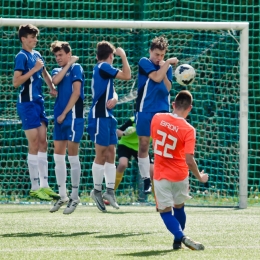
[114,116,154,193]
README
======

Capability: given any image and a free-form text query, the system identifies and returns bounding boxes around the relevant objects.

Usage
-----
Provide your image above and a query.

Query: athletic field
[0,205,259,259]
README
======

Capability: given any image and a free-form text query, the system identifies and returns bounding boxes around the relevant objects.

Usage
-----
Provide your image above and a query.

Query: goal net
[0,19,248,208]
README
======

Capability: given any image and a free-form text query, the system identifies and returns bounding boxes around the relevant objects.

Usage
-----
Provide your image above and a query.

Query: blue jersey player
[13,24,59,201]
[135,36,179,194]
[87,41,131,212]
[49,41,85,215]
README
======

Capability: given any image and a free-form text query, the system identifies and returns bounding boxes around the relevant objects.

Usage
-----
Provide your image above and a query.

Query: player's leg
[136,112,152,193]
[172,178,204,250]
[50,140,69,213]
[90,143,107,212]
[115,157,128,190]
[63,118,84,214]
[37,121,59,199]
[115,144,132,190]
[154,179,184,247]
[25,129,52,201]
[103,117,119,209]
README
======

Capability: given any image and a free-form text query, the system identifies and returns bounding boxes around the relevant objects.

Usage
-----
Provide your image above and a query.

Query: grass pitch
[0,205,259,260]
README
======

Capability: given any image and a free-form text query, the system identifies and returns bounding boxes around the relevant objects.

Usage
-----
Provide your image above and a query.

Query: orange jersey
[151,113,196,181]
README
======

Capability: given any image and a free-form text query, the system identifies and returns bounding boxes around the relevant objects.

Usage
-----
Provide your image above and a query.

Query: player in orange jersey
[151,90,208,250]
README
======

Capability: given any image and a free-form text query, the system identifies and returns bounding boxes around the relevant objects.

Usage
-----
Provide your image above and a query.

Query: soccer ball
[174,64,196,86]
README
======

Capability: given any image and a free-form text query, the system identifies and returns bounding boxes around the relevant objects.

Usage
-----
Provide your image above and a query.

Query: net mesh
[0,0,259,207]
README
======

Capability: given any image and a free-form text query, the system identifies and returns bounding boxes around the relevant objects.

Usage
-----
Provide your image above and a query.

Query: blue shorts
[87,117,118,146]
[135,111,159,136]
[53,118,84,143]
[17,101,48,130]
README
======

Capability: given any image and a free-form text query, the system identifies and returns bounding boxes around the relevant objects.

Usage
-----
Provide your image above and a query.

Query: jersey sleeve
[72,64,84,83]
[166,65,173,82]
[138,57,156,76]
[51,68,60,77]
[118,119,133,131]
[99,63,119,79]
[14,53,27,72]
[184,128,196,154]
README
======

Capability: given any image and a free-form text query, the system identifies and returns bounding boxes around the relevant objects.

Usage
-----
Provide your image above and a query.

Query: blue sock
[160,211,184,241]
[173,206,186,231]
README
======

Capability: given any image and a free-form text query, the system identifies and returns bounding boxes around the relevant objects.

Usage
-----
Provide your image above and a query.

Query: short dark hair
[96,41,116,60]
[174,90,193,110]
[150,36,169,51]
[50,41,71,54]
[18,24,39,42]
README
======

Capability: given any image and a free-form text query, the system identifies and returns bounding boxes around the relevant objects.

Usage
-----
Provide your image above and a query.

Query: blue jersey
[52,63,85,120]
[14,49,45,103]
[88,62,119,118]
[136,57,172,113]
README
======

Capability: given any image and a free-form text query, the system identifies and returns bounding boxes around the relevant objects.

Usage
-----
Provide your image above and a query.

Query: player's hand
[106,98,117,109]
[115,47,126,58]
[123,126,136,136]
[68,56,79,65]
[34,58,44,72]
[167,57,179,66]
[49,87,58,97]
[57,113,66,124]
[159,60,165,67]
[199,170,208,183]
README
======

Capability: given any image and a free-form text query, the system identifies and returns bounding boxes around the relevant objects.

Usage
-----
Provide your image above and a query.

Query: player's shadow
[118,249,174,257]
[96,232,153,239]
[1,231,98,238]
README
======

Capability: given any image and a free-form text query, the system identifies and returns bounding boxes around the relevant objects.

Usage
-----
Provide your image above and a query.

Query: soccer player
[13,24,59,201]
[136,36,179,194]
[87,41,131,212]
[151,90,208,250]
[49,41,85,214]
[115,116,154,192]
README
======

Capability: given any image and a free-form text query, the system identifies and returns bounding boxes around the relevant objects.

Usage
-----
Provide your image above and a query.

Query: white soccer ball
[174,64,196,86]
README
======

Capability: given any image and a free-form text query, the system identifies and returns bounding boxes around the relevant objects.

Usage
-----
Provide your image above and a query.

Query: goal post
[0,19,249,208]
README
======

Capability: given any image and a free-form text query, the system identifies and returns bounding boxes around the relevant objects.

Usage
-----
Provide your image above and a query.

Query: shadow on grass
[1,231,98,238]
[118,249,174,257]
[96,232,153,239]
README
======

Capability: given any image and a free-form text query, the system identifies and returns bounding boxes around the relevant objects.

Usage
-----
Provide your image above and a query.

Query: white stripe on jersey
[94,118,100,143]
[139,78,150,112]
[71,118,76,141]
[91,70,95,118]
[105,80,110,117]
[29,75,34,101]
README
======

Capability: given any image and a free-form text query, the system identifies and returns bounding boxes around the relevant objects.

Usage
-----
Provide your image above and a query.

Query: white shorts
[154,177,192,210]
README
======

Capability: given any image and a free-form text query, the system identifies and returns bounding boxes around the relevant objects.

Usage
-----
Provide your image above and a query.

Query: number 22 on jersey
[154,130,177,158]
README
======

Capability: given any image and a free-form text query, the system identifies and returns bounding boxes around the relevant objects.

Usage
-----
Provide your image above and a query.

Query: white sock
[54,154,67,199]
[92,162,105,191]
[28,154,39,190]
[38,152,49,188]
[68,155,81,200]
[104,162,116,189]
[138,156,150,179]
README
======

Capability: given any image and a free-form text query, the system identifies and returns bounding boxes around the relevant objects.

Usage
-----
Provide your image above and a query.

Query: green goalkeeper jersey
[118,117,139,151]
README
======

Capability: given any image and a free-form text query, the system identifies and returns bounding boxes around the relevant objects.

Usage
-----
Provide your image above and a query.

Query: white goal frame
[0,18,249,209]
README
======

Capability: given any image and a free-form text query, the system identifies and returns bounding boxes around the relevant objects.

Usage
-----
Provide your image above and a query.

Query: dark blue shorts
[17,101,48,130]
[87,117,117,146]
[53,118,84,143]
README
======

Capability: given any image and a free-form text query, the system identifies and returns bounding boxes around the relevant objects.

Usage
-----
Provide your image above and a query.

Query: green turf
[0,205,259,259]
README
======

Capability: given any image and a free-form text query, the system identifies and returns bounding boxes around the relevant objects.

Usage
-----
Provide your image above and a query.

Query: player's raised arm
[149,57,178,83]
[114,47,131,80]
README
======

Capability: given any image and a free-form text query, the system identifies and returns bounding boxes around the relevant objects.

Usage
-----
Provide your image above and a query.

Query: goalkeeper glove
[123,126,136,136]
